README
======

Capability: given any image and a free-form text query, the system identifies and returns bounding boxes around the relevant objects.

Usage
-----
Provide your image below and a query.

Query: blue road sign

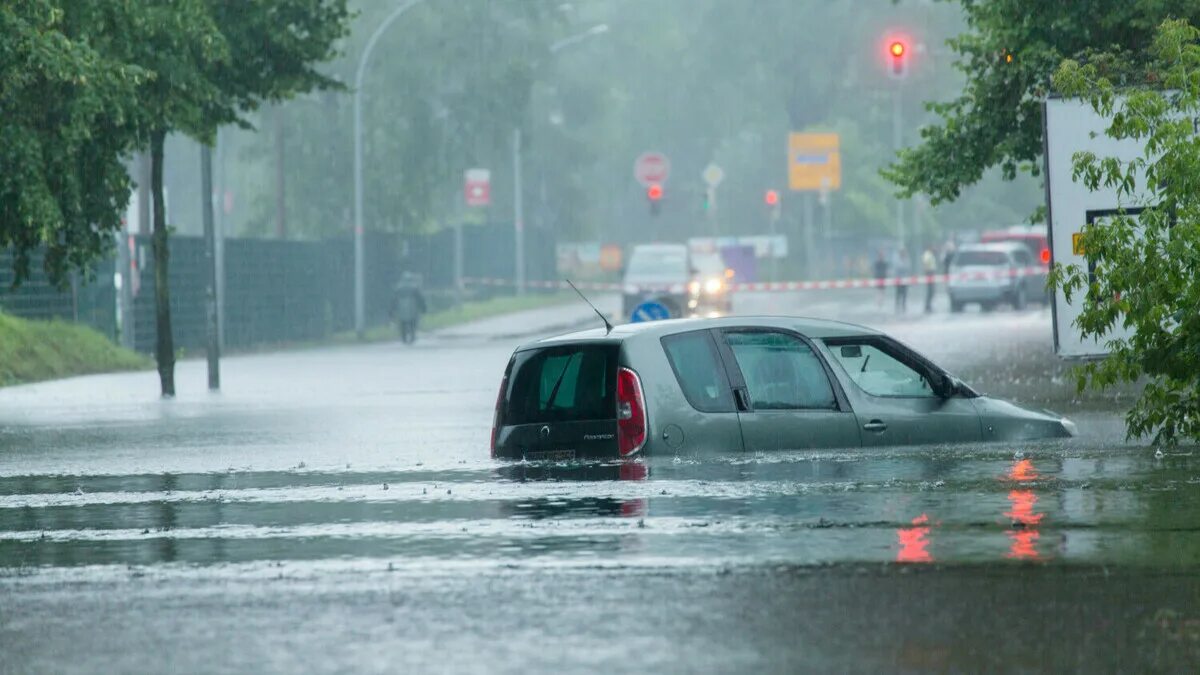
[631,300,670,323]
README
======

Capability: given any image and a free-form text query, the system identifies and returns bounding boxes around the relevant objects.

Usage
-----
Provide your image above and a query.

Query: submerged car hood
[972,396,1075,440]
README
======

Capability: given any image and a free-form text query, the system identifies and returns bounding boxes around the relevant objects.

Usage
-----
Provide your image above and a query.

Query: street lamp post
[353,0,427,339]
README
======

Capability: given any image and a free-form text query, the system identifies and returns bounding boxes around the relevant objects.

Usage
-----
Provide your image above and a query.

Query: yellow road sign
[788,132,841,191]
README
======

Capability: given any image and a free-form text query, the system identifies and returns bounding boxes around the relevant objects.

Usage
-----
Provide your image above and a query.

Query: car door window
[661,331,735,412]
[724,332,837,410]
[826,341,936,398]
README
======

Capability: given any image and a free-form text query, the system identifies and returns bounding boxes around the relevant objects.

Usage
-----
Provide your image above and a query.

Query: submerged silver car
[491,316,1076,460]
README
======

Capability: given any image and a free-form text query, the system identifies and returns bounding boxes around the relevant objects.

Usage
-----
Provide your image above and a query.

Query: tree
[1049,19,1200,445]
[70,1,349,397]
[0,1,141,286]
[884,0,1200,207]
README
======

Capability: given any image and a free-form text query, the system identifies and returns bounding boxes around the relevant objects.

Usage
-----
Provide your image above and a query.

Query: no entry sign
[464,168,491,207]
[633,152,670,187]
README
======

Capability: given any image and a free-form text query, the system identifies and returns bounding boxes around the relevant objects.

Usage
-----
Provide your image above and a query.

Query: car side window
[724,331,837,410]
[661,331,735,413]
[826,341,936,398]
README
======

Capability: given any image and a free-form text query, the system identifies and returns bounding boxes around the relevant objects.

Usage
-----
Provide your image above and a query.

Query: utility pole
[274,107,287,239]
[201,144,220,391]
[513,127,525,296]
[803,193,815,279]
[892,85,905,249]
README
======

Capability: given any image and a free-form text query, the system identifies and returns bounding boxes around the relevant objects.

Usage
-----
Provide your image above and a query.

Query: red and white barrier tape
[464,266,1047,294]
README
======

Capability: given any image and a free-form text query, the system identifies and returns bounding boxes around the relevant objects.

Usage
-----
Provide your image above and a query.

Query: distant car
[947,242,1043,313]
[981,224,1051,303]
[621,243,691,320]
[687,252,733,315]
[490,316,1076,460]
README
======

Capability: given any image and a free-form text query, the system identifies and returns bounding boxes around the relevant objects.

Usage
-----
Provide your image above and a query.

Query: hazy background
[155,0,1041,257]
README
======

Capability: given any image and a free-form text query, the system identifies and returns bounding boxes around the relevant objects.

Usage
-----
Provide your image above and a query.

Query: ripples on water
[3,441,1197,581]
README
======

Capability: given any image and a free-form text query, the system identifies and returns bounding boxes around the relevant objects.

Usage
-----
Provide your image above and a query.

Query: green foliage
[0,0,142,286]
[885,0,1200,206]
[1048,19,1200,445]
[0,311,149,386]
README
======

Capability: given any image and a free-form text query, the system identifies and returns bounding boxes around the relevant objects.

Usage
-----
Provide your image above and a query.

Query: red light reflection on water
[897,513,933,563]
[1008,458,1038,482]
[620,461,648,518]
[1003,458,1044,559]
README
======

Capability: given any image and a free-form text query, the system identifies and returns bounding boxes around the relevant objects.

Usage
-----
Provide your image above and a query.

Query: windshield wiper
[545,353,579,411]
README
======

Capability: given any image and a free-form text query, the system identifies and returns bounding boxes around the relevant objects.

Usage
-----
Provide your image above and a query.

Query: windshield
[954,250,1009,266]
[626,249,689,280]
[504,344,616,424]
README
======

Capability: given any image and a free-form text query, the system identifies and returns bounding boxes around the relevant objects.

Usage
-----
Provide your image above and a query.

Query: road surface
[1,290,1195,673]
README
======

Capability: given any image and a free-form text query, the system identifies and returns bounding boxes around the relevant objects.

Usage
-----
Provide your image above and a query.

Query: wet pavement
[2,291,1196,673]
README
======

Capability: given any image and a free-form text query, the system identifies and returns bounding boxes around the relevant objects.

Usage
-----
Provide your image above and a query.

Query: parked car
[490,316,1076,460]
[621,243,691,320]
[947,242,1042,313]
[980,224,1052,303]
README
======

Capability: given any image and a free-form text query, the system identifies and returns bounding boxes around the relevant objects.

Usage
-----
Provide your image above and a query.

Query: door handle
[862,420,888,433]
[733,388,751,412]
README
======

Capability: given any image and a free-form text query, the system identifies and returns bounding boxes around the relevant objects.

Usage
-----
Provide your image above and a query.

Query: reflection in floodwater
[496,461,649,520]
[897,513,933,563]
[1004,458,1043,560]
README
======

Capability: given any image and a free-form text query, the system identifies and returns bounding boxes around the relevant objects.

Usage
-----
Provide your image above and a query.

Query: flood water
[2,303,1197,672]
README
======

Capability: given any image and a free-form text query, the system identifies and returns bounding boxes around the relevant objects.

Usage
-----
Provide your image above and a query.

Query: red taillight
[490,376,507,458]
[616,367,647,456]
[1039,247,1051,264]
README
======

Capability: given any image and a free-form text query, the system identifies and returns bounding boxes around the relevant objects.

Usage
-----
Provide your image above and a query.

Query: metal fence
[1,223,554,353]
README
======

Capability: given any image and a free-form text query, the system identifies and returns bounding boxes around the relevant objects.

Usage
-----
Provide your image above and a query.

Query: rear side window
[661,331,735,412]
[505,345,616,424]
[724,331,837,410]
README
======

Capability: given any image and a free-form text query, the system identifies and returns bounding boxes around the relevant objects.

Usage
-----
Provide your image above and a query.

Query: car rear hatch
[493,342,622,460]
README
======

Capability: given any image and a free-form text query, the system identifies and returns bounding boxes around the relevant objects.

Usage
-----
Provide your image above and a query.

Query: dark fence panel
[0,249,118,341]
[399,223,556,290]
[2,224,555,353]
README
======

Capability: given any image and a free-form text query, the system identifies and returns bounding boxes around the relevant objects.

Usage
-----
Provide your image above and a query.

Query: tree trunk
[151,128,176,397]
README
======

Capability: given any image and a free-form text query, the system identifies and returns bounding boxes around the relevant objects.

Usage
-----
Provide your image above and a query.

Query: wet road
[2,293,1197,673]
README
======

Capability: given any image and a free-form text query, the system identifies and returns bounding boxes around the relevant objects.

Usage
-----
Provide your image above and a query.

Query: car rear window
[661,331,735,413]
[505,344,616,424]
[954,250,1009,266]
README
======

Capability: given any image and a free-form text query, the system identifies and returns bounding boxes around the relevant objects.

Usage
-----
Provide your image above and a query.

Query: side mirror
[934,374,958,398]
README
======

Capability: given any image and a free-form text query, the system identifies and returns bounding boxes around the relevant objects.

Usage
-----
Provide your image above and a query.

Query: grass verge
[324,291,578,344]
[421,291,576,331]
[0,313,150,387]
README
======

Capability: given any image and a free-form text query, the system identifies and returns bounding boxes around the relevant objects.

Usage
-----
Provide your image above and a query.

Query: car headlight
[704,278,723,294]
[1061,417,1078,437]
[688,281,701,295]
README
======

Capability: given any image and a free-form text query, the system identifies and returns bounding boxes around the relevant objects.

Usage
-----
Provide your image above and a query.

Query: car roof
[956,241,1027,253]
[519,315,882,351]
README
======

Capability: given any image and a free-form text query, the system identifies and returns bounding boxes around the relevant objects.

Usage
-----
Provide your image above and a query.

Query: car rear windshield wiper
[545,353,579,412]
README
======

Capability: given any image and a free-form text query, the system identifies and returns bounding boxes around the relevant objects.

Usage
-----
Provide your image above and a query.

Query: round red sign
[633,152,670,187]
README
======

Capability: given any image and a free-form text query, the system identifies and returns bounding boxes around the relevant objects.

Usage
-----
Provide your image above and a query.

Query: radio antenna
[566,279,613,335]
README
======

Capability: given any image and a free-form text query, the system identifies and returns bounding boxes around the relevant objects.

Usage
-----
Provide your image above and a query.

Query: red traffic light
[646,183,663,201]
[885,35,910,79]
[764,189,779,206]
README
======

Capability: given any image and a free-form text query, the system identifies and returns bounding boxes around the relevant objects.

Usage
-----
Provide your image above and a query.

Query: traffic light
[888,38,909,79]
[764,189,781,220]
[701,188,711,212]
[646,182,663,215]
